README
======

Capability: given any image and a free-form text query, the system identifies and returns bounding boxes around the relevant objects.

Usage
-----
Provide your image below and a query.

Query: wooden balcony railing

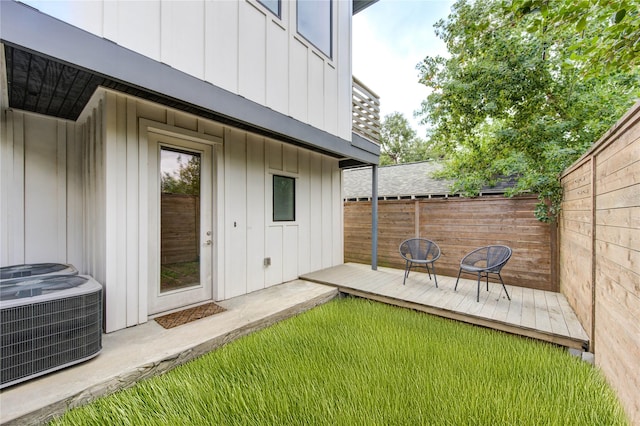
[352,76,381,144]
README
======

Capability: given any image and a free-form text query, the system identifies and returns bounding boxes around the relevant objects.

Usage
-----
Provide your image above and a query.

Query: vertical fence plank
[344,195,554,291]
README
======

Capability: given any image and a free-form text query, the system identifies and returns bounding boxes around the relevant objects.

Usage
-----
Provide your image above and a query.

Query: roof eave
[353,0,379,15]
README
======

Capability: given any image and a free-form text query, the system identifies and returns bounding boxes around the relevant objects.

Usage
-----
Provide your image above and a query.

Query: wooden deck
[300,263,589,351]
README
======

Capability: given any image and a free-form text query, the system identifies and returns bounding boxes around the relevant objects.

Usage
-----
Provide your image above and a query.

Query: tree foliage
[161,154,201,196]
[379,112,441,166]
[416,0,639,221]
[507,0,640,77]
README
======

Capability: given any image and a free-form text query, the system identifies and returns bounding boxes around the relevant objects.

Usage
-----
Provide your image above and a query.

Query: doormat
[155,302,226,329]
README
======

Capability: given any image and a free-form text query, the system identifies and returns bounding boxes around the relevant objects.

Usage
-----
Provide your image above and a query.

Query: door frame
[138,120,223,321]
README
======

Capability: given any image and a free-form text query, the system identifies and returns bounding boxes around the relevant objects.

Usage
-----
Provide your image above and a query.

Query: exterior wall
[559,100,640,424]
[223,128,343,300]
[1,87,344,332]
[344,196,555,291]
[21,0,353,141]
[0,110,83,270]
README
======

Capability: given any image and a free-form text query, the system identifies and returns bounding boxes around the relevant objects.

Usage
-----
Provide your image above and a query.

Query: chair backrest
[461,245,512,272]
[399,238,441,262]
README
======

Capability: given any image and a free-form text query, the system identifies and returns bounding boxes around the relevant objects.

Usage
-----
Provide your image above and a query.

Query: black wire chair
[455,245,512,302]
[399,238,441,287]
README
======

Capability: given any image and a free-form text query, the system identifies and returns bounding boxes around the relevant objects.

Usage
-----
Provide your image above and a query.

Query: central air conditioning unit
[0,264,103,389]
[0,263,78,280]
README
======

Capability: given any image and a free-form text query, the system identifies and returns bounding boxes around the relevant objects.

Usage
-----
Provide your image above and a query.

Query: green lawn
[51,297,627,425]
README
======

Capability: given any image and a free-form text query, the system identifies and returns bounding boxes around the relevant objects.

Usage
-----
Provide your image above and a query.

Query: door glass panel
[159,147,201,293]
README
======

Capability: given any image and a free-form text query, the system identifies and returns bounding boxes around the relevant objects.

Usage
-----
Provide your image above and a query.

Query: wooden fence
[559,100,640,423]
[344,195,556,291]
[161,193,200,264]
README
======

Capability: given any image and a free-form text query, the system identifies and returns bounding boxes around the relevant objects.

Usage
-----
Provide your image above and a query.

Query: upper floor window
[297,0,332,58]
[258,0,281,18]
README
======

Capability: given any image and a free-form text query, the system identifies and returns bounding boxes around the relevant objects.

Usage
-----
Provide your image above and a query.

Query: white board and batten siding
[2,88,344,332]
[21,0,353,141]
[0,109,84,270]
[222,128,344,300]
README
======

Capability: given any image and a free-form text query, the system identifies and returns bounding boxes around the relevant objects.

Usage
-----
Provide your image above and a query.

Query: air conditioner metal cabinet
[0,275,103,389]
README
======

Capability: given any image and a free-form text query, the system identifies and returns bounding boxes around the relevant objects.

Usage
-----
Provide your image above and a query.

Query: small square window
[273,175,295,221]
[258,0,281,18]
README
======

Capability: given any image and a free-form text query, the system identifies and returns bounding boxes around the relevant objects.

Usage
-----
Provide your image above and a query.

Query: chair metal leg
[403,261,410,285]
[455,269,462,291]
[476,273,481,302]
[498,273,511,300]
[431,263,438,288]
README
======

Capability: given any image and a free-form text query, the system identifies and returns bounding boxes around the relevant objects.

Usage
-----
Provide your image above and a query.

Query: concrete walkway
[0,280,338,425]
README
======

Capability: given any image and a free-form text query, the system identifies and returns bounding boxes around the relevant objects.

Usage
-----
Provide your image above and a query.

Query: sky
[353,0,455,137]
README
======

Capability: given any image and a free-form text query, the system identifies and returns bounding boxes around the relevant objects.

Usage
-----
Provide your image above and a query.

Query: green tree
[506,0,640,77]
[416,0,639,221]
[161,154,201,196]
[379,112,440,166]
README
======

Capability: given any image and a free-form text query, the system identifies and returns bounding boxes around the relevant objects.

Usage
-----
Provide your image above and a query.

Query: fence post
[415,200,420,237]
[371,165,378,270]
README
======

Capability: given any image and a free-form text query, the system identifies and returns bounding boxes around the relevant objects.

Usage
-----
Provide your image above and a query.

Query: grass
[51,297,627,425]
[160,261,199,292]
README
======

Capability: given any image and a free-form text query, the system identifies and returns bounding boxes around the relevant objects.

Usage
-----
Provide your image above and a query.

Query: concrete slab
[0,280,338,425]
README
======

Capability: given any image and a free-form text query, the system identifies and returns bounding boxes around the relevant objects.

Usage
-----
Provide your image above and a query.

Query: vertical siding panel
[85,116,94,278]
[284,144,298,174]
[336,0,352,140]
[9,111,25,264]
[56,122,67,260]
[24,115,58,262]
[308,52,325,129]
[297,150,310,274]
[246,134,266,293]
[321,157,332,267]
[214,142,225,301]
[125,98,141,325]
[224,129,247,298]
[265,226,283,286]
[104,92,125,332]
[238,2,266,104]
[0,107,12,265]
[137,106,149,321]
[283,225,298,281]
[290,39,308,122]
[324,64,338,136]
[116,0,161,61]
[67,122,84,272]
[114,95,129,326]
[205,0,239,91]
[160,1,204,79]
[268,140,283,171]
[309,153,322,271]
[332,162,343,265]
[266,21,289,114]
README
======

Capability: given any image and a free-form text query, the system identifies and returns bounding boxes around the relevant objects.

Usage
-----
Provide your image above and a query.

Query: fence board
[559,99,640,424]
[344,196,555,291]
[161,193,200,264]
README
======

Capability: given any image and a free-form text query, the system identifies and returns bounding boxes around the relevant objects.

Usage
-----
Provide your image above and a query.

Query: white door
[148,132,214,315]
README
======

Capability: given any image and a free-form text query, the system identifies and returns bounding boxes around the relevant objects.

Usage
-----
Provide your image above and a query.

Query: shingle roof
[343,161,515,200]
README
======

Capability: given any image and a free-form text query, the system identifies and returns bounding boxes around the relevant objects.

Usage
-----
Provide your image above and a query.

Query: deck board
[301,263,589,350]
